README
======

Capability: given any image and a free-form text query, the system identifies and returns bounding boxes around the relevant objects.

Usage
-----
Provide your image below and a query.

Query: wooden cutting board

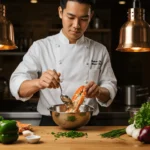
[0,126,149,150]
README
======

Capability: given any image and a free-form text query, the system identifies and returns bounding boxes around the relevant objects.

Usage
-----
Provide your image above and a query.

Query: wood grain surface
[0,126,149,150]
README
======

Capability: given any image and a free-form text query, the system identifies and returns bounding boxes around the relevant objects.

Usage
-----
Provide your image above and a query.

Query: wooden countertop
[0,126,149,150]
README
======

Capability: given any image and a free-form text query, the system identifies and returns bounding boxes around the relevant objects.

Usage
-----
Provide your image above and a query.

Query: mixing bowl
[48,104,94,129]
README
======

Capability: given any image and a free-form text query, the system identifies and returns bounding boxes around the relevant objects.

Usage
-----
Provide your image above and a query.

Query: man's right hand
[37,69,61,89]
[18,69,61,98]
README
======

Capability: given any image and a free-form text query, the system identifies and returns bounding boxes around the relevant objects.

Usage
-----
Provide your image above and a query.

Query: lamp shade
[0,4,17,50]
[116,8,150,52]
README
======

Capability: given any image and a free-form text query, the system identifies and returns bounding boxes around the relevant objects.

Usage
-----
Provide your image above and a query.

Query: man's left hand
[84,81,99,98]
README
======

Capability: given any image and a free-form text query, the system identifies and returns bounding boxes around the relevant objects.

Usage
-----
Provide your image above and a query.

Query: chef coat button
[86,63,89,65]
[55,44,60,48]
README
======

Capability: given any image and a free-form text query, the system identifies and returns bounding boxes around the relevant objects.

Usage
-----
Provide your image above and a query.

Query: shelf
[86,29,111,33]
[0,52,25,56]
[0,29,111,56]
[49,28,111,33]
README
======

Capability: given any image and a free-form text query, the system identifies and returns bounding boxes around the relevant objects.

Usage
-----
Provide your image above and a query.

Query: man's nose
[73,19,80,29]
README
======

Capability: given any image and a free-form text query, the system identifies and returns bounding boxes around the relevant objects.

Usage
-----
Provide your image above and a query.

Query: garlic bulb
[126,124,135,136]
[132,128,141,140]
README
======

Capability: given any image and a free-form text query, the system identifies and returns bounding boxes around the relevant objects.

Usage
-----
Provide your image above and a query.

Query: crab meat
[66,85,86,113]
[16,121,32,134]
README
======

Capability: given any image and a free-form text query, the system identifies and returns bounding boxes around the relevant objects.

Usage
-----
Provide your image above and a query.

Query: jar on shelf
[92,15,103,29]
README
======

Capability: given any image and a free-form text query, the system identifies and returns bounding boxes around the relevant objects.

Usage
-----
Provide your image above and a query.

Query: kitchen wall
[4,0,111,49]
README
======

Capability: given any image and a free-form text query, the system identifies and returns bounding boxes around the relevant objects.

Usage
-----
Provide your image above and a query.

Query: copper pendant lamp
[116,0,150,52]
[0,3,17,50]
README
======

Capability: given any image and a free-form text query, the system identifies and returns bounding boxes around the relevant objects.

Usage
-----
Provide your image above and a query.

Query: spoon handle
[53,69,62,93]
[59,83,63,94]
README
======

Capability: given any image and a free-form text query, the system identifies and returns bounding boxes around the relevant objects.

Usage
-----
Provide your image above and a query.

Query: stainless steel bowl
[48,104,94,129]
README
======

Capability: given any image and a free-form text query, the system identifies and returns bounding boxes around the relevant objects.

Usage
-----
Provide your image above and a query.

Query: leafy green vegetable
[129,102,150,128]
[100,128,126,139]
[128,117,134,125]
[51,130,88,140]
[0,116,3,121]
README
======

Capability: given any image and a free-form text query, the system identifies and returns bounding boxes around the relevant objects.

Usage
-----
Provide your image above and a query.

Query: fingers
[38,70,61,89]
[85,81,99,98]
[49,70,60,87]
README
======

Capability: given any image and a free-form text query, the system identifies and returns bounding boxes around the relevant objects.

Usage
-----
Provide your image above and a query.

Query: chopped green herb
[100,128,126,139]
[51,130,88,140]
[51,132,55,135]
[67,116,76,122]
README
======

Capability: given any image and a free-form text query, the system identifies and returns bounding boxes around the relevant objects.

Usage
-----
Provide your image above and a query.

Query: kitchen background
[0,0,150,125]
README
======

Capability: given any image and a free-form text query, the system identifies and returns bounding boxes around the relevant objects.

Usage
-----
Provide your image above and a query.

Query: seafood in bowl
[66,85,86,113]
[48,85,94,129]
[49,104,93,129]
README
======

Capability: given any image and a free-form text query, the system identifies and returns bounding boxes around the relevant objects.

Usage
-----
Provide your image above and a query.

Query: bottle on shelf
[92,14,103,29]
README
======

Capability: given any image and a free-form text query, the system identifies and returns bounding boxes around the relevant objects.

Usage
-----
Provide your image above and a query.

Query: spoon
[59,83,73,108]
[53,69,73,108]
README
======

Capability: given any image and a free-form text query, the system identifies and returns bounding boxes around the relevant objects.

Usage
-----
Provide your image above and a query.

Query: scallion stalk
[100,128,126,138]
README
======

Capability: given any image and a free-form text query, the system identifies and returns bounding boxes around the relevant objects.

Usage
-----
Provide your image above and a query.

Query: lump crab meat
[66,85,86,113]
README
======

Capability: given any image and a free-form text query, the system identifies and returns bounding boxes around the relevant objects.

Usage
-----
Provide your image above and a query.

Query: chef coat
[10,30,117,116]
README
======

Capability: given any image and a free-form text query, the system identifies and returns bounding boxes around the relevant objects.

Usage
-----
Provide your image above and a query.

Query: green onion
[100,128,126,139]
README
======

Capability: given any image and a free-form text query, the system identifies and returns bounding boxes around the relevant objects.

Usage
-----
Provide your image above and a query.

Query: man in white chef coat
[10,0,117,125]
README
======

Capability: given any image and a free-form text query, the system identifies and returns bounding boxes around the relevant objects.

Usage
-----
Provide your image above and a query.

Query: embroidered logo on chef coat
[91,60,102,65]
[87,60,102,69]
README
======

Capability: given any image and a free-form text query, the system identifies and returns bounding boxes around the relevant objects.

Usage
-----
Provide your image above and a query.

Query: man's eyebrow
[67,13,89,18]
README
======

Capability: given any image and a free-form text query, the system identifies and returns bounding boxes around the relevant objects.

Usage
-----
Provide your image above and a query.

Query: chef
[9,0,117,126]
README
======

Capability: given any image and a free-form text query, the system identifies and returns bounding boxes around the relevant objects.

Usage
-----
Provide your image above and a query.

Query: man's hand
[19,69,61,98]
[37,69,61,89]
[84,81,99,98]
[84,81,110,103]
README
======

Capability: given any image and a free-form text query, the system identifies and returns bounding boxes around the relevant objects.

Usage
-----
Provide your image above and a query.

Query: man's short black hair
[60,0,96,11]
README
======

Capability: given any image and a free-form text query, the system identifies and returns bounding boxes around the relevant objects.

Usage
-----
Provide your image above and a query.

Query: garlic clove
[22,130,34,137]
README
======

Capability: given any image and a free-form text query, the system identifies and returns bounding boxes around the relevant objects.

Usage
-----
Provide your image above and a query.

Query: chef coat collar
[59,29,85,45]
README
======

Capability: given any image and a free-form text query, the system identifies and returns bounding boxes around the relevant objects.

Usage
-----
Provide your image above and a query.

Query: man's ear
[58,6,63,19]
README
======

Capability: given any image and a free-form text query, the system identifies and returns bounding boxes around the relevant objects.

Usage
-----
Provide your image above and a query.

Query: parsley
[129,102,150,128]
[51,132,55,135]
[0,116,3,121]
[51,130,88,140]
[67,116,76,122]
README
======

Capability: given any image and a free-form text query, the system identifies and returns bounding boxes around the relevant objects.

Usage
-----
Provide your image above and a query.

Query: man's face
[58,1,93,43]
